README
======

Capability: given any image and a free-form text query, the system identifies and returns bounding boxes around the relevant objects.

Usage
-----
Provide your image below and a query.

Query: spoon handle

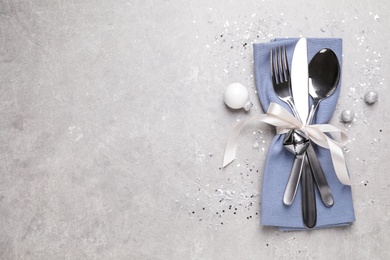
[302,154,317,229]
[306,145,334,207]
[306,102,334,207]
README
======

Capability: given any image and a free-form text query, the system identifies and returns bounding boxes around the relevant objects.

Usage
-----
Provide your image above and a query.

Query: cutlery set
[270,38,340,228]
[223,37,354,229]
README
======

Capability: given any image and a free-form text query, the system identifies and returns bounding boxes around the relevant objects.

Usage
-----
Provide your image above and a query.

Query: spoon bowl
[307,48,340,123]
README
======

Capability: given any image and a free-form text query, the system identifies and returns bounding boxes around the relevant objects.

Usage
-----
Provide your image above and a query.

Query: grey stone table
[1,0,389,259]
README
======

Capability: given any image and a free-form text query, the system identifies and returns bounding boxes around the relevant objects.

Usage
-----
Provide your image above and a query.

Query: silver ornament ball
[224,83,253,111]
[341,110,354,123]
[364,90,378,105]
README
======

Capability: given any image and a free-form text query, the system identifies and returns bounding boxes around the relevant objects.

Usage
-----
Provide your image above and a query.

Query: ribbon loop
[223,102,352,186]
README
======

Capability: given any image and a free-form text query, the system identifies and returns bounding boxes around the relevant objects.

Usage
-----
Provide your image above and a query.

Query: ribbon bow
[223,102,351,186]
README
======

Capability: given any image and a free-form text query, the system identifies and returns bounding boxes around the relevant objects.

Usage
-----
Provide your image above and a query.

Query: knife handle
[302,154,317,229]
[306,144,334,207]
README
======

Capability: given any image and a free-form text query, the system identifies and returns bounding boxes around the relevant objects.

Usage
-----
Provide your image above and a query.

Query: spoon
[301,48,340,228]
[307,49,340,123]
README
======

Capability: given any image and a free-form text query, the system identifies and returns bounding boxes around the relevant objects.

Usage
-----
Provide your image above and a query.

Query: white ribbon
[223,102,352,186]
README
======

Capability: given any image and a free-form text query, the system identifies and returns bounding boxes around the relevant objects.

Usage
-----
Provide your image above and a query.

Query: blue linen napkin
[253,38,355,230]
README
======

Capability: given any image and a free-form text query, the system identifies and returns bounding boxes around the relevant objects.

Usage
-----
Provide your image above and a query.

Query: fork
[270,46,302,123]
[270,46,317,228]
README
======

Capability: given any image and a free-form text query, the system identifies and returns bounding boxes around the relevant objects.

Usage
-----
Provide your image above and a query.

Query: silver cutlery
[270,44,340,229]
[270,45,317,228]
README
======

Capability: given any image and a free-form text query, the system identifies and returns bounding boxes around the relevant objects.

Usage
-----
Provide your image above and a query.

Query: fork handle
[286,98,302,123]
[283,154,304,206]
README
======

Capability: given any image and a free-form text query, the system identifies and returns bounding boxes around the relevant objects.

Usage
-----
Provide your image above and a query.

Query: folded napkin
[253,38,355,230]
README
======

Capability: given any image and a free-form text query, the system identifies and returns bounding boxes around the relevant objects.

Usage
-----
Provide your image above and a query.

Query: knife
[291,38,309,123]
[288,38,317,228]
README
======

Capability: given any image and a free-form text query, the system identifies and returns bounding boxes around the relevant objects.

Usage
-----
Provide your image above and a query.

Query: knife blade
[291,38,309,123]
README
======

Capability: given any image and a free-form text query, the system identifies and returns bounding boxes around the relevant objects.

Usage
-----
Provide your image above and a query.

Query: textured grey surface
[1,0,389,259]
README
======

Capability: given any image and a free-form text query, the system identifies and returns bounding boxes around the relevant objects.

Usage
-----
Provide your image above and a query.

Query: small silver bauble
[340,110,354,123]
[364,90,378,105]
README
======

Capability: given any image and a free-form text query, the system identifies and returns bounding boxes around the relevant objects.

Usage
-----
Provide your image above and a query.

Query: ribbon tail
[327,138,352,186]
[222,119,247,167]
[222,113,283,167]
[307,124,351,186]
[313,124,349,146]
[222,103,303,168]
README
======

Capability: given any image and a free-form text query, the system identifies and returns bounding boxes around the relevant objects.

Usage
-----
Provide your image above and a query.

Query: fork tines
[270,46,290,85]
